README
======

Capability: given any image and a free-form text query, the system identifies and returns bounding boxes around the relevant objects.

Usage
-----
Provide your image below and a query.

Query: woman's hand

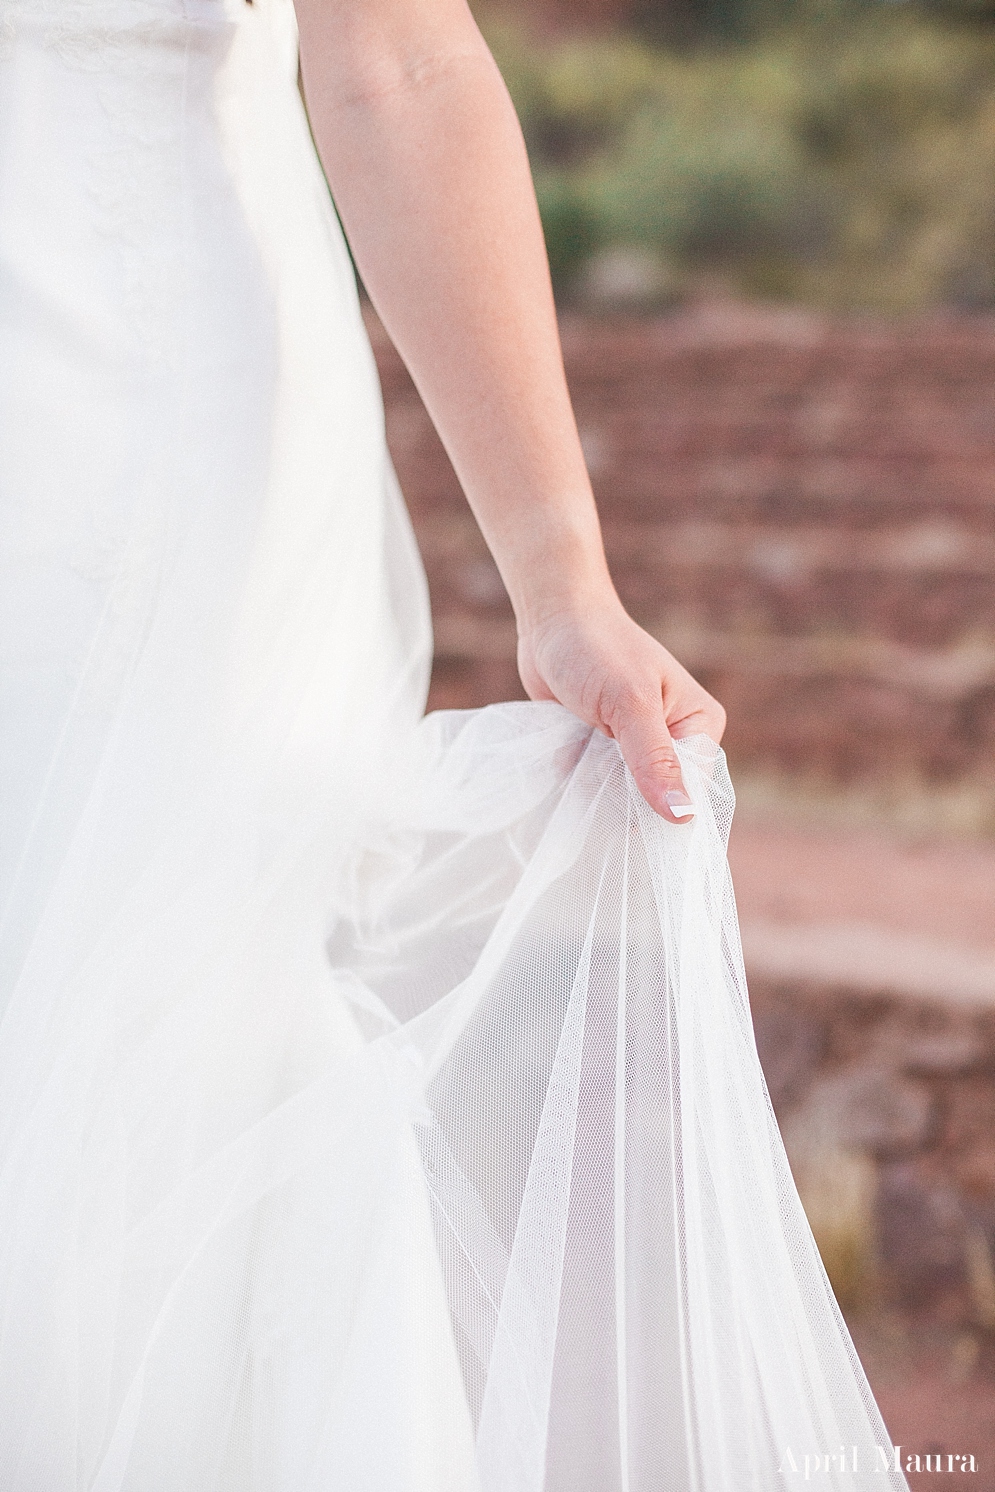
[517,595,726,824]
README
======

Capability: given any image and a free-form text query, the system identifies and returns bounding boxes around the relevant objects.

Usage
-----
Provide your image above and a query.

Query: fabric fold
[0,0,908,1485]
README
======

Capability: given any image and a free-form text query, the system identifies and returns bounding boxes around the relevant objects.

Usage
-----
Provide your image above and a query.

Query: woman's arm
[293,0,725,820]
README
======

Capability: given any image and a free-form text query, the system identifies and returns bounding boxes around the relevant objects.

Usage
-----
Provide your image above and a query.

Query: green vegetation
[477,2,995,311]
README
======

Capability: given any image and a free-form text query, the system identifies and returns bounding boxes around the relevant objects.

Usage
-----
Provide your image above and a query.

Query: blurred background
[364,0,995,1475]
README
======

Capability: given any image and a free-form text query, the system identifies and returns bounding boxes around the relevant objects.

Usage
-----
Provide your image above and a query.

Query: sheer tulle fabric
[0,0,905,1487]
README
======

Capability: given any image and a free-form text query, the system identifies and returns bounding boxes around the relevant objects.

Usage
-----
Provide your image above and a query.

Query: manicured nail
[664,789,695,819]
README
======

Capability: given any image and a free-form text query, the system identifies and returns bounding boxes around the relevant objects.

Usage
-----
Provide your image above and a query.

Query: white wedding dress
[0,0,907,1488]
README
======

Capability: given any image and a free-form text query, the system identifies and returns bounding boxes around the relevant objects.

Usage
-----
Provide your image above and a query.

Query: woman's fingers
[607,694,695,823]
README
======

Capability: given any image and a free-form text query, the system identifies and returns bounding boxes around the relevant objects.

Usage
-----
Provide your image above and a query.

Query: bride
[0,0,906,1486]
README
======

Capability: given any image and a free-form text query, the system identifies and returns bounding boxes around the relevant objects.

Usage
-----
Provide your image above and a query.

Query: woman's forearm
[294,0,725,820]
[294,0,614,627]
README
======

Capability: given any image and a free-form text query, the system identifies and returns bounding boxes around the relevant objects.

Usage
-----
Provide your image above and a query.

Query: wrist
[501,519,617,635]
[511,560,618,636]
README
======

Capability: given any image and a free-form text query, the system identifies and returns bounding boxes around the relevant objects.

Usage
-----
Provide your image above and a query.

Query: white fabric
[0,0,907,1487]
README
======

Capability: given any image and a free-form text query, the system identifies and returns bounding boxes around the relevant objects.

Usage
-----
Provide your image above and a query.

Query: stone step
[603,520,995,646]
[727,822,995,1334]
[743,919,995,1008]
[426,606,995,790]
[378,307,995,526]
[370,305,995,795]
[420,509,995,645]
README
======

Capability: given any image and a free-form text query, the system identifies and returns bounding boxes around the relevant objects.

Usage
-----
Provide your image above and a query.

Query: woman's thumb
[613,701,694,823]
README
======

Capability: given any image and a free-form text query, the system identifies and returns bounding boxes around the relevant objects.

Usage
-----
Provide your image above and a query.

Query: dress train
[0,0,906,1485]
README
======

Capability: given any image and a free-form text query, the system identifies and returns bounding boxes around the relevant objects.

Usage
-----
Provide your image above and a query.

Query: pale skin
[293,0,725,822]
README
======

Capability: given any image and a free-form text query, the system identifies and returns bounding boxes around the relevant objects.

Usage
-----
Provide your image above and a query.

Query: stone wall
[373,301,995,827]
[753,975,995,1335]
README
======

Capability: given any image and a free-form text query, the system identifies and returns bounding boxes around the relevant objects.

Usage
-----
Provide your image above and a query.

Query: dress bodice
[0,0,304,341]
[0,0,246,69]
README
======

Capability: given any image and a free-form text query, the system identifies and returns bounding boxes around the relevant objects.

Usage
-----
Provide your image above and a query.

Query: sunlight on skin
[293,0,725,821]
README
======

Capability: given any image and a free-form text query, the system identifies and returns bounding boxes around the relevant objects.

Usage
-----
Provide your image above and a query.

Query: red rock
[370,305,995,783]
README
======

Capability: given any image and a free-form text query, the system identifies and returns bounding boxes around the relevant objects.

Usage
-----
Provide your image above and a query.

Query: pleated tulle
[0,0,907,1487]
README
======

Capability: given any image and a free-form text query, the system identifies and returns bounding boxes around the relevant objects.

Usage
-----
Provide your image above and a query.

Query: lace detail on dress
[0,0,230,64]
[0,0,237,366]
[0,0,244,708]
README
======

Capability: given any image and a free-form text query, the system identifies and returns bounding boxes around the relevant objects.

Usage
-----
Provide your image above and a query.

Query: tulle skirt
[0,0,907,1485]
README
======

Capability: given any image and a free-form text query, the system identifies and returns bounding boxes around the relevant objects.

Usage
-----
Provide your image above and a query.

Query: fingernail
[664,789,695,819]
